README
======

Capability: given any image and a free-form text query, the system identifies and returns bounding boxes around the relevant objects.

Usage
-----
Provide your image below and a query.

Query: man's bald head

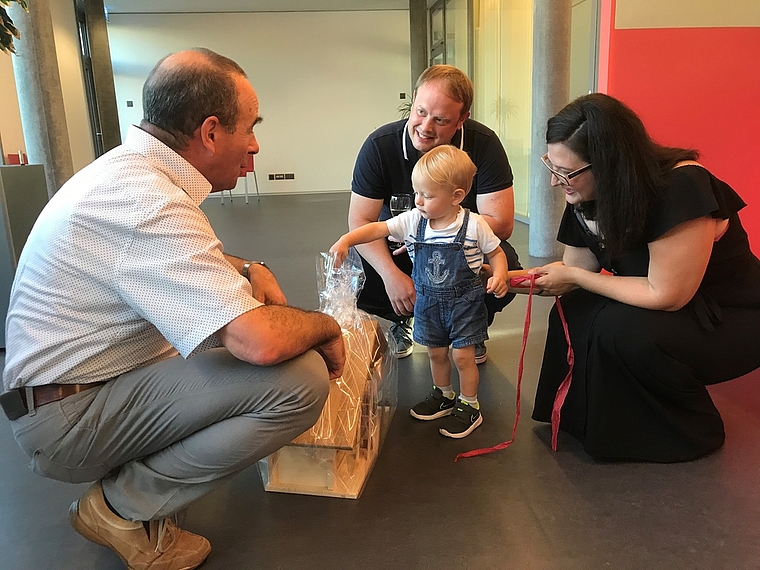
[141,48,247,150]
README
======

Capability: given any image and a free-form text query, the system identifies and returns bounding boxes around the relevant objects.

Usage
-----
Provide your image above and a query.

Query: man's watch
[241,261,267,279]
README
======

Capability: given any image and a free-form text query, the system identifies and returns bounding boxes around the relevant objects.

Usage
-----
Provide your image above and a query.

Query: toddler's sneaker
[438,400,483,438]
[410,386,456,420]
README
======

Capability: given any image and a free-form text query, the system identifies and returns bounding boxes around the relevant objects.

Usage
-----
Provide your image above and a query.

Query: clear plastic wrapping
[258,250,398,499]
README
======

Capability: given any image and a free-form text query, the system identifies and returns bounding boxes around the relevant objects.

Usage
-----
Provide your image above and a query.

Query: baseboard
[217,188,350,198]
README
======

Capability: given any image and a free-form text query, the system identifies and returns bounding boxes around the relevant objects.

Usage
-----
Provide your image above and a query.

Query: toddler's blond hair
[412,145,477,195]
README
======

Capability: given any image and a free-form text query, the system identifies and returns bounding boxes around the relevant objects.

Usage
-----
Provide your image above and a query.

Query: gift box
[257,251,398,499]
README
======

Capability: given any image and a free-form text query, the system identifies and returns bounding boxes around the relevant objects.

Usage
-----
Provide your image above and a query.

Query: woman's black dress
[532,166,760,462]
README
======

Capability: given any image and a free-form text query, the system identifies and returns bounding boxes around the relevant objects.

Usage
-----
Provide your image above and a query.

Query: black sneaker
[410,386,456,420]
[438,400,483,438]
[390,319,414,358]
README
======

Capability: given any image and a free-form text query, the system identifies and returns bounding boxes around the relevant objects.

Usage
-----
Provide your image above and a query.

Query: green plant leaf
[1,1,28,55]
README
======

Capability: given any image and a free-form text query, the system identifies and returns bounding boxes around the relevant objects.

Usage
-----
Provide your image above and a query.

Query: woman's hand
[535,218,716,310]
[530,262,580,296]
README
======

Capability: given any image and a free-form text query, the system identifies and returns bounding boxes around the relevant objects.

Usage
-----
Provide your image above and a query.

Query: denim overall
[411,208,489,349]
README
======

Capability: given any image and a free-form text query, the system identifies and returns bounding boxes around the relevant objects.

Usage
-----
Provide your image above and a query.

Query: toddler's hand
[486,276,508,298]
[328,241,348,268]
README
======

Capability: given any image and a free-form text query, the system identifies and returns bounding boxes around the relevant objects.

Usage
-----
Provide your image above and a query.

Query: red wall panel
[607,26,760,253]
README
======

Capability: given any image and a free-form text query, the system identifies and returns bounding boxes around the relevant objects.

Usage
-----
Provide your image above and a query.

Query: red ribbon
[550,295,574,451]
[454,275,574,461]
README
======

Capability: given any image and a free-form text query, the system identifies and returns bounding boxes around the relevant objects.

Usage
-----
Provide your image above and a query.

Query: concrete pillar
[9,0,74,198]
[409,0,428,90]
[528,0,572,258]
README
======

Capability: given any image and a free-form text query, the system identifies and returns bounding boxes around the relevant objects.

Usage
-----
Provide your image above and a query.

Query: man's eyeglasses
[541,154,592,186]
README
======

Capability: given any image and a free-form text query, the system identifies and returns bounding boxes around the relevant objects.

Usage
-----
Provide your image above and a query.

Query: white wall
[107,10,411,195]
[0,54,24,162]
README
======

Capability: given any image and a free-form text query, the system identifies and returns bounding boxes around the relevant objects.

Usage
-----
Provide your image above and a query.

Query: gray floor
[2,192,760,569]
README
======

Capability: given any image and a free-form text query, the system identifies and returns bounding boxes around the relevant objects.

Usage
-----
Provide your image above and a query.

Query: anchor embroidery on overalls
[425,251,450,284]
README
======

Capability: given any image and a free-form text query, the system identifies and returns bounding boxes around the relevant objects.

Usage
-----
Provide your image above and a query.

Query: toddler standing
[330,145,508,438]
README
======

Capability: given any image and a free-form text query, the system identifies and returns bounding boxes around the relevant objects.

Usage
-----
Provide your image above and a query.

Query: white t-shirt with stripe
[385,207,501,274]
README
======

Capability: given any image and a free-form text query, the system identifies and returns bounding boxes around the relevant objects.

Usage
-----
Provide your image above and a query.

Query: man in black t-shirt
[349,64,521,361]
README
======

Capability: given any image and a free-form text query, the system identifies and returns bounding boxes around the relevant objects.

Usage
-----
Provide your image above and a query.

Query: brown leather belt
[21,383,105,411]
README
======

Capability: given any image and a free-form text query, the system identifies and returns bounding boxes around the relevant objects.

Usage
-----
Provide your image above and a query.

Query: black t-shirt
[351,118,514,220]
[557,165,760,307]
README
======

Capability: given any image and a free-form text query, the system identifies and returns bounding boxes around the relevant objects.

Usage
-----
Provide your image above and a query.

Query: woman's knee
[593,303,673,356]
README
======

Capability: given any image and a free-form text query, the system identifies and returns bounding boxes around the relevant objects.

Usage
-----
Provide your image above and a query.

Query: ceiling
[104,0,409,14]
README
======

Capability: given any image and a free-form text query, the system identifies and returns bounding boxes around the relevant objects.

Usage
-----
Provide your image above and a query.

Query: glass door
[472,0,533,219]
[74,0,104,157]
[429,0,470,73]
[430,1,446,65]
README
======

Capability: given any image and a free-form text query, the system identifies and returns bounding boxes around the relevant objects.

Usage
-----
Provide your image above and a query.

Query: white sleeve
[117,196,260,358]
[385,209,420,243]
[474,214,502,255]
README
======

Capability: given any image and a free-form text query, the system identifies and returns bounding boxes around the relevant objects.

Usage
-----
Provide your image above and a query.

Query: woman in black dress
[530,93,760,462]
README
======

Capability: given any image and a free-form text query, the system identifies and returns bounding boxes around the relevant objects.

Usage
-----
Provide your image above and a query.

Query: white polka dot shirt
[3,126,261,389]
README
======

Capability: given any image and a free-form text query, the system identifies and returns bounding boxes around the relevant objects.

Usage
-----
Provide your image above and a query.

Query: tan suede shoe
[69,481,211,570]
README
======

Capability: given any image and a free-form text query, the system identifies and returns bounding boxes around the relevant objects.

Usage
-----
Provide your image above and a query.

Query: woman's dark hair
[546,93,698,255]
[142,48,247,150]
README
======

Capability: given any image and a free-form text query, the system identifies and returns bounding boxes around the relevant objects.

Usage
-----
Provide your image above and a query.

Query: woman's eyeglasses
[541,154,592,186]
